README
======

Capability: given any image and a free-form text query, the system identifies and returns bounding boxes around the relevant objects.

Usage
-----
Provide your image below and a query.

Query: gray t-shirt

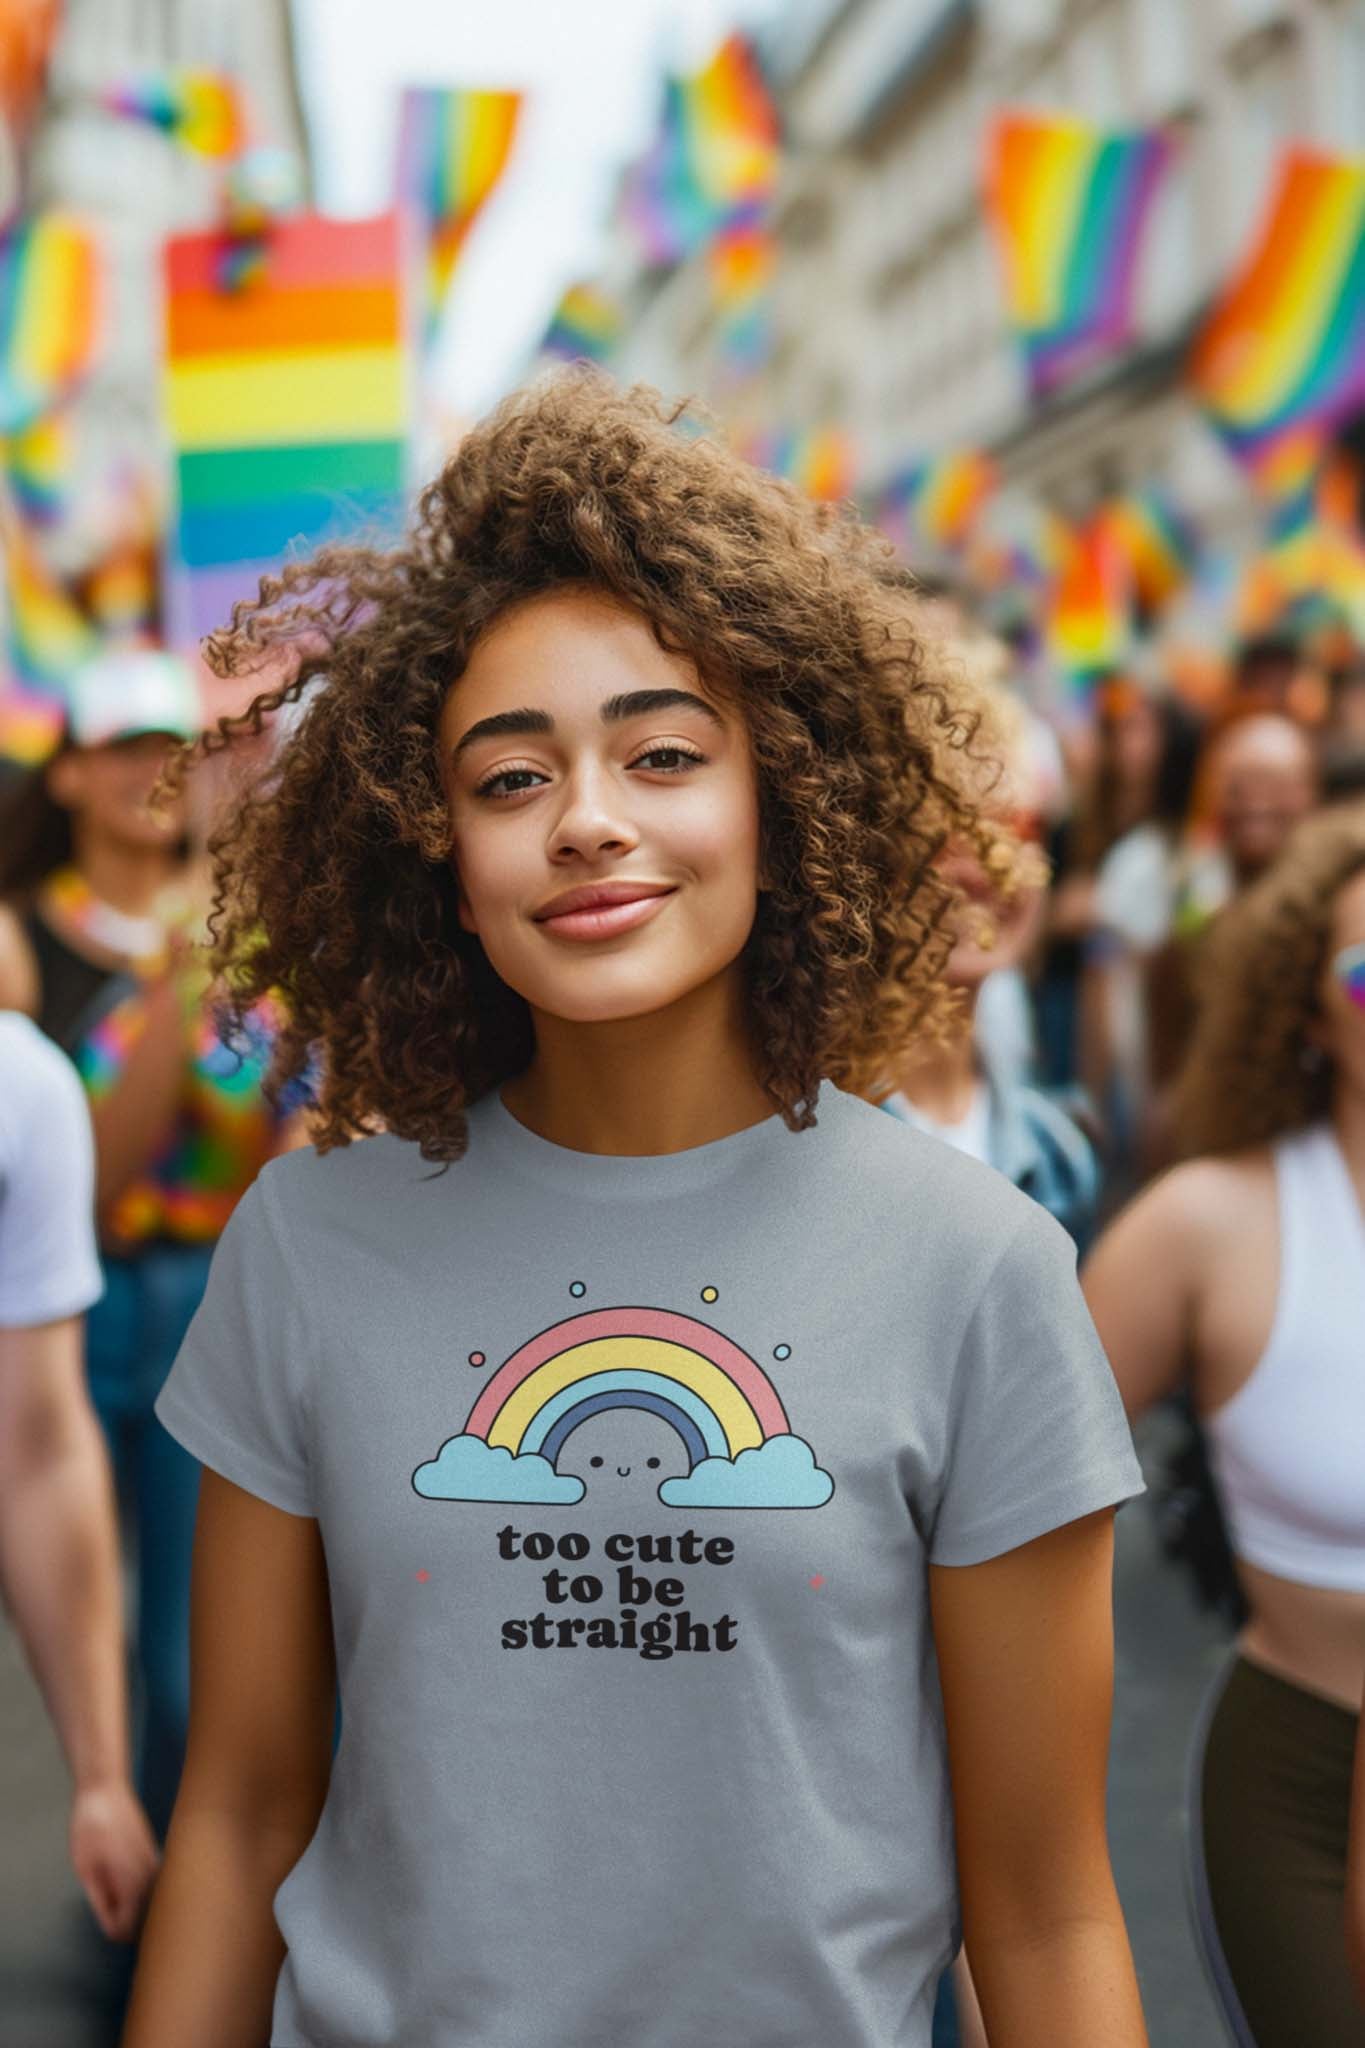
[155,1081,1142,2048]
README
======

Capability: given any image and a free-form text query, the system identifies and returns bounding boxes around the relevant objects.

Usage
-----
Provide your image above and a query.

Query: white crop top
[1204,1124,1365,1593]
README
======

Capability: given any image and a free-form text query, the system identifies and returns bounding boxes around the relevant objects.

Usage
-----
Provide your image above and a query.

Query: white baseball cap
[65,648,202,748]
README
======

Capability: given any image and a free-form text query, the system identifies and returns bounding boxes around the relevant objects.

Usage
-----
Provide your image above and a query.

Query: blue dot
[569,1281,586,1298]
[773,1344,791,1360]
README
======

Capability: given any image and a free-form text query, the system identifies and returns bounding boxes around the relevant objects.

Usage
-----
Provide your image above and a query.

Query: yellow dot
[700,1286,718,1303]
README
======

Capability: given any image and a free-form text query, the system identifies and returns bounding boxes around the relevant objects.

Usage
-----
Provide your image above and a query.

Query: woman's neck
[68,828,180,916]
[502,970,775,1156]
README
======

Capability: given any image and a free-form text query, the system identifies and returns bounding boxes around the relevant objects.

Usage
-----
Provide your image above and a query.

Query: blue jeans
[84,1242,212,1843]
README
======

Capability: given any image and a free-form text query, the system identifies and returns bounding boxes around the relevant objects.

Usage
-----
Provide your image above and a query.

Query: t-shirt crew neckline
[474,1084,815,1199]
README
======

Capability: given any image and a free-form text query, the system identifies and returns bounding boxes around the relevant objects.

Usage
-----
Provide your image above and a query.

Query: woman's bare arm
[1080,1166,1210,1420]
[930,1510,1148,2048]
[121,1471,335,2047]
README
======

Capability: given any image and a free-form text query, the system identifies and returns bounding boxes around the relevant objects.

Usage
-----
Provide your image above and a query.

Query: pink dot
[415,1569,430,1583]
[809,1575,825,1589]
[468,1351,485,1367]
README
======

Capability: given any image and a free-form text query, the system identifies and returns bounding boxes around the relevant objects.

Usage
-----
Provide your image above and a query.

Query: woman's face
[1318,867,1365,1103]
[438,587,762,1028]
[46,731,187,849]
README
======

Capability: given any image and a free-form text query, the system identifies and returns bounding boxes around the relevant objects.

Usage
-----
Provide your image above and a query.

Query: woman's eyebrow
[450,688,723,761]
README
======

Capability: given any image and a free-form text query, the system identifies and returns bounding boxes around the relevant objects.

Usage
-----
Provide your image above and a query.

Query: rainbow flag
[1045,514,1132,686]
[1,410,73,526]
[397,86,522,335]
[786,427,853,502]
[0,215,102,435]
[539,282,622,363]
[162,211,409,646]
[1,511,96,763]
[1191,148,1365,496]
[624,35,779,266]
[985,112,1174,396]
[1100,487,1198,614]
[707,209,775,371]
[103,70,243,158]
[881,450,997,555]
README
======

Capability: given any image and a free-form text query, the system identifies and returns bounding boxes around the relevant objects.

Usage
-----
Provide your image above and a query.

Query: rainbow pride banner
[1190,147,1365,497]
[0,509,96,763]
[707,209,776,372]
[1045,513,1133,687]
[624,35,780,267]
[880,450,997,556]
[162,211,409,646]
[539,282,622,364]
[102,70,243,158]
[1099,486,1198,614]
[1,410,74,526]
[985,112,1174,397]
[0,214,103,435]
[785,427,854,502]
[397,86,522,337]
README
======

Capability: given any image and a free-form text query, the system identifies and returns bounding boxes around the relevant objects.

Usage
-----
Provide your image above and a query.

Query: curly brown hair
[177,370,1017,1163]
[1171,801,1365,1156]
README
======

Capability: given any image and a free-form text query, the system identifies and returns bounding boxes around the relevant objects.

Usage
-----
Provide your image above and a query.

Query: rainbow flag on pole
[985,111,1174,397]
[707,209,776,371]
[1099,487,1198,614]
[0,215,103,435]
[1045,513,1133,687]
[397,86,522,337]
[162,211,409,646]
[1190,147,1365,497]
[624,36,779,266]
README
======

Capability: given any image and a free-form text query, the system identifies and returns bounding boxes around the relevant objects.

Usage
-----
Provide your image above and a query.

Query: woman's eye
[631,745,706,774]
[473,766,547,800]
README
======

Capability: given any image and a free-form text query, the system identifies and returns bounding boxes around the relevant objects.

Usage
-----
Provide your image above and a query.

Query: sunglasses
[1331,941,1365,1010]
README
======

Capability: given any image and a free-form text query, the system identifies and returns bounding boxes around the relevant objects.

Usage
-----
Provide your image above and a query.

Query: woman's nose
[549,763,639,860]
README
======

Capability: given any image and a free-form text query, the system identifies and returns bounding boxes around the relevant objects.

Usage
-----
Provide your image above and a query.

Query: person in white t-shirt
[0,1012,159,1941]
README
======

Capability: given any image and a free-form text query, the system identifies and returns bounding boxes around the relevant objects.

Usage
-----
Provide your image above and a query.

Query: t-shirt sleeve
[929,1201,1144,1567]
[154,1171,315,1516]
[0,1024,103,1328]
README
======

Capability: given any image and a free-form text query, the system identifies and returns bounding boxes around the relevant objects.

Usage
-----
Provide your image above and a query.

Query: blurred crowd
[1,578,1364,2046]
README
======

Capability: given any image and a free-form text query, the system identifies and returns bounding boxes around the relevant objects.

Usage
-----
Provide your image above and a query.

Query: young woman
[0,648,310,1847]
[1083,802,1365,2047]
[124,374,1147,2048]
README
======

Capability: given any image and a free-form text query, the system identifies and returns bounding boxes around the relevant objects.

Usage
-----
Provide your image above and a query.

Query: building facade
[612,0,1365,567]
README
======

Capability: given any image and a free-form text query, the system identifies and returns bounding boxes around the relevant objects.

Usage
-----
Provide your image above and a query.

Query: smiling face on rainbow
[412,1303,835,1511]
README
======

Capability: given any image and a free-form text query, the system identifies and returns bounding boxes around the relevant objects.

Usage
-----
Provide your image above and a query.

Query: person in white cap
[0,1010,159,1942]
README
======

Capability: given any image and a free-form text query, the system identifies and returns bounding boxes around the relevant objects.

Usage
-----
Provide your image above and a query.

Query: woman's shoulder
[832,1084,1055,1250]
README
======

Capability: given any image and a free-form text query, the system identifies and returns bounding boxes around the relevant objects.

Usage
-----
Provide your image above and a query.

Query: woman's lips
[535,890,676,941]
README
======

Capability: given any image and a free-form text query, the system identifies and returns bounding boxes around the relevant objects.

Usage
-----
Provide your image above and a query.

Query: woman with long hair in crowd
[0,647,310,1856]
[1083,801,1365,2046]
[123,373,1147,2047]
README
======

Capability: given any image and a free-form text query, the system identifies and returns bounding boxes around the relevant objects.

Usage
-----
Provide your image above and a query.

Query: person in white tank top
[1083,801,1365,2048]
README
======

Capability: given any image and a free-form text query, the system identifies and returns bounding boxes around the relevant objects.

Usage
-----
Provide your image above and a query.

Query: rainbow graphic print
[413,1305,834,1510]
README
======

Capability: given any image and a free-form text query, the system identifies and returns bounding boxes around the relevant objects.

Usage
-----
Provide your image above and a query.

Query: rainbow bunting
[707,209,776,371]
[397,86,523,335]
[1045,514,1132,687]
[162,210,409,646]
[539,282,622,364]
[1,511,96,763]
[0,214,103,435]
[1099,487,1198,614]
[985,112,1174,397]
[624,36,780,266]
[881,450,997,555]
[1191,148,1365,497]
[103,70,243,158]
